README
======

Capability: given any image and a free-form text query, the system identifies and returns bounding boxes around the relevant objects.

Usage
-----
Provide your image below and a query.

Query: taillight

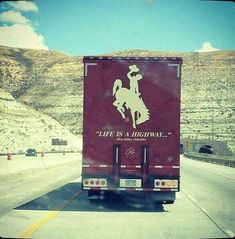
[83,178,107,187]
[154,179,178,189]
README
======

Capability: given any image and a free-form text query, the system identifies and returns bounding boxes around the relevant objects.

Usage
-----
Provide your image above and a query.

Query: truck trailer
[82,56,182,204]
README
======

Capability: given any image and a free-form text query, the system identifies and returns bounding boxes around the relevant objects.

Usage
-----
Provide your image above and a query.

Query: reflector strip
[83,187,177,192]
[118,188,144,191]
[99,165,108,168]
[153,165,180,169]
[120,165,141,169]
[83,165,90,168]
[82,165,112,168]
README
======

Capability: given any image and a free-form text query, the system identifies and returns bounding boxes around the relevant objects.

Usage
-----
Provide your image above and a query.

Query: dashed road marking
[182,189,229,238]
[223,229,235,238]
[17,190,82,238]
[187,194,197,203]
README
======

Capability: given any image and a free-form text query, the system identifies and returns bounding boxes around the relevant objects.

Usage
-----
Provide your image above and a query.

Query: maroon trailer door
[82,56,182,192]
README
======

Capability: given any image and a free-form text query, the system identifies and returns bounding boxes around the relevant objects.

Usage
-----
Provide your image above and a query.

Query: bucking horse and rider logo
[112,64,150,129]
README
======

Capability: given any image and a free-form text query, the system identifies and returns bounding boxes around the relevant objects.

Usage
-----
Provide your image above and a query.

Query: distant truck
[82,56,182,204]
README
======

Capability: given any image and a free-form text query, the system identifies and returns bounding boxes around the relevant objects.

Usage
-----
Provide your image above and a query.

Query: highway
[0,154,234,239]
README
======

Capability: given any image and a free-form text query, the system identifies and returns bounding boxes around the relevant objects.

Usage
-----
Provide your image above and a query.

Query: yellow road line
[18,191,82,238]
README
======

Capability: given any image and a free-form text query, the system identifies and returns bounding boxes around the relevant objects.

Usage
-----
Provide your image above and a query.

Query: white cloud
[7,1,38,12]
[0,10,29,24]
[196,42,220,52]
[0,24,48,50]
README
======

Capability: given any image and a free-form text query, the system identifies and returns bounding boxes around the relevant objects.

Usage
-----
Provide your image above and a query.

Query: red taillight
[156,181,160,186]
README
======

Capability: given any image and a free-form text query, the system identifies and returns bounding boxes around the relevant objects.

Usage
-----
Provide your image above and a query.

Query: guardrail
[184,152,235,168]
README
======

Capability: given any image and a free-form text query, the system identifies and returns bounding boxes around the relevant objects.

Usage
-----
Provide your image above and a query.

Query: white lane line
[200,207,208,214]
[223,229,235,238]
[187,194,197,203]
[182,189,229,238]
[187,164,235,180]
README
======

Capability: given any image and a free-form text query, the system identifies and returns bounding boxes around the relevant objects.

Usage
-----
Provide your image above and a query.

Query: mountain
[0,46,234,154]
[0,88,81,154]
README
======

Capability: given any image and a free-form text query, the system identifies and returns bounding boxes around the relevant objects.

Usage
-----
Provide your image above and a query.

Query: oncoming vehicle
[82,56,182,204]
[25,148,37,157]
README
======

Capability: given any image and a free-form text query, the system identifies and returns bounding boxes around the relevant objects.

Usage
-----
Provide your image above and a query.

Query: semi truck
[82,56,182,204]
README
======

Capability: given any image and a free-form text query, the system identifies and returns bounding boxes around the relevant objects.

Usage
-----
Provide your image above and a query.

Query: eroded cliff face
[0,46,83,135]
[0,46,234,153]
[0,88,81,153]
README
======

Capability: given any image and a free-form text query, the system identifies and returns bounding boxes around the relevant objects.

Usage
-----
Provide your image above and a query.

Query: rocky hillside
[0,46,234,154]
[0,88,81,154]
[0,46,83,135]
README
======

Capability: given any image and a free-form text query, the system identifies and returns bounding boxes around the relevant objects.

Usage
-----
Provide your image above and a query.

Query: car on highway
[25,148,37,157]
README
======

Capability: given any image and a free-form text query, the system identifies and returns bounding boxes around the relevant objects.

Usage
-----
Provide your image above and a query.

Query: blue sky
[0,0,234,55]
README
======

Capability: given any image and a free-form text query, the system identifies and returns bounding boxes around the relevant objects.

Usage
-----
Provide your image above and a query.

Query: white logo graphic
[112,64,150,129]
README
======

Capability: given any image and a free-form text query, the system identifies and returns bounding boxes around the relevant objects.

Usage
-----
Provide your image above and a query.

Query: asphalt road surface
[0,155,234,239]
